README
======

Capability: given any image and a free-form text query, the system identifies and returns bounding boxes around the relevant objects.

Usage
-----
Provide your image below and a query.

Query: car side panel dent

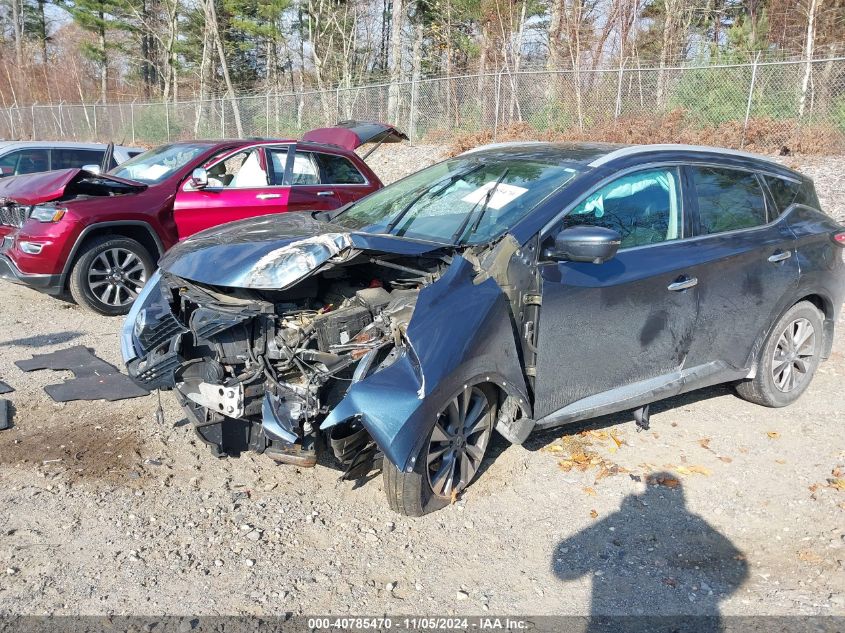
[321,255,530,472]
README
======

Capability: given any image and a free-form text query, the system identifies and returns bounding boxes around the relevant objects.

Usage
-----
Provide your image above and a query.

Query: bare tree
[798,0,823,117]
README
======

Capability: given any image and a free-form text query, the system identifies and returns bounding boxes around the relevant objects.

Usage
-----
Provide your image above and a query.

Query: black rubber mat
[16,345,118,377]
[0,381,12,394]
[0,399,11,430]
[44,374,150,403]
[16,345,150,402]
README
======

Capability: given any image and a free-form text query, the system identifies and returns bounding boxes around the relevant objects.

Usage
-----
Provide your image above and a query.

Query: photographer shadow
[551,473,749,633]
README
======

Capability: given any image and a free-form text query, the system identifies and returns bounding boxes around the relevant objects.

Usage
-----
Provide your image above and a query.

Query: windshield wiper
[384,164,483,235]
[451,168,510,244]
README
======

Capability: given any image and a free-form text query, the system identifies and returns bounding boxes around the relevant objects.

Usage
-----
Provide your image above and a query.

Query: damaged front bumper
[122,250,532,476]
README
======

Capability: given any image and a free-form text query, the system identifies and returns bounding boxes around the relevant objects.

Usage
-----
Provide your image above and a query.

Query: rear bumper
[0,253,63,294]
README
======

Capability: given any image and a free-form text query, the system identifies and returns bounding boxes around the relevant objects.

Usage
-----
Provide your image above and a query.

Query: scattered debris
[589,509,599,519]
[767,432,781,439]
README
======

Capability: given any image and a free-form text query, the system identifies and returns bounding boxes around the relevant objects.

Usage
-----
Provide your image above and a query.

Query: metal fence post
[493,69,502,141]
[266,91,271,137]
[409,76,418,144]
[130,101,136,145]
[741,53,761,149]
[221,98,226,138]
[93,104,98,140]
[31,103,36,139]
[165,101,171,142]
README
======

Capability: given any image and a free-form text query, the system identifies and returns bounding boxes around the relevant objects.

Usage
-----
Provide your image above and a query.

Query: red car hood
[0,169,145,205]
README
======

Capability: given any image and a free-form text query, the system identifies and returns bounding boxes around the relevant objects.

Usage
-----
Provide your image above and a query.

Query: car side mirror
[82,164,101,175]
[190,167,209,189]
[545,225,621,264]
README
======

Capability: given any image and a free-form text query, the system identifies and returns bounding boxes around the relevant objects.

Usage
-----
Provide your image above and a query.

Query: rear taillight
[834,231,845,247]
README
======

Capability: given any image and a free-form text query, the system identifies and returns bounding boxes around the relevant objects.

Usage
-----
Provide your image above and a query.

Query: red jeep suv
[0,122,405,315]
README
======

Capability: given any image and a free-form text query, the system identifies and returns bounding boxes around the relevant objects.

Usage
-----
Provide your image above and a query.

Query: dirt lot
[0,147,843,618]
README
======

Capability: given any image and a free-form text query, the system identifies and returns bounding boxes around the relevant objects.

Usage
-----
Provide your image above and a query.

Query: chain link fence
[2,57,844,153]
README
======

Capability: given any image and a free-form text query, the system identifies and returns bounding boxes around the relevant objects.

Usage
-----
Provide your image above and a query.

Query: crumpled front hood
[0,168,146,205]
[159,212,446,290]
[0,168,80,205]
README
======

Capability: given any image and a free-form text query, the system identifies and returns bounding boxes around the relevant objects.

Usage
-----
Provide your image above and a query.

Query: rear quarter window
[764,175,801,215]
[690,166,768,235]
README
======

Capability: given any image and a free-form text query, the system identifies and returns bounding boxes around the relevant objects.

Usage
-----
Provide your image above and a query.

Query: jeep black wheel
[68,236,154,316]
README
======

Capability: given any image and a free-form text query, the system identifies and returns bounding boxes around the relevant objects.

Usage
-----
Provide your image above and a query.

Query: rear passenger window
[691,166,767,234]
[52,149,103,170]
[314,153,366,184]
[764,176,801,214]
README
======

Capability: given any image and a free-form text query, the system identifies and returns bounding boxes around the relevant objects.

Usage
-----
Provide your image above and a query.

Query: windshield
[109,143,208,184]
[333,157,579,244]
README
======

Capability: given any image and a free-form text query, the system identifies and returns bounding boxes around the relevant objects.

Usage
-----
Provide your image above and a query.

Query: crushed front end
[122,251,439,474]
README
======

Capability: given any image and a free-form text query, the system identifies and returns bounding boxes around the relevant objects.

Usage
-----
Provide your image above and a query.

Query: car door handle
[768,250,792,263]
[256,193,281,200]
[667,277,698,292]
[316,191,335,197]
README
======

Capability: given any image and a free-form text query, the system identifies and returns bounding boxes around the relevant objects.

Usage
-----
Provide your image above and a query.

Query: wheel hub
[426,386,493,499]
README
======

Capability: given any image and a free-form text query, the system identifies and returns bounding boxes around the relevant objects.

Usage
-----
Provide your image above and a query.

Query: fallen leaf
[832,467,843,478]
[544,445,566,454]
[610,432,624,449]
[558,460,574,472]
[589,509,598,519]
[450,489,459,505]
[583,487,597,496]
[662,577,678,588]
[698,438,711,450]
[719,456,733,463]
[797,550,823,564]
[647,473,680,488]
[827,478,845,491]
[775,458,786,464]
[767,432,780,439]
[652,432,660,439]
[687,465,712,476]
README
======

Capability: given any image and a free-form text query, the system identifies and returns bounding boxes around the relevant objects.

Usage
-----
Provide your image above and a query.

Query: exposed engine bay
[135,252,446,474]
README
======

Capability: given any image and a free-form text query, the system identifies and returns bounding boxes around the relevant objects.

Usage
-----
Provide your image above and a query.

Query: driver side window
[561,167,682,249]
[207,149,267,188]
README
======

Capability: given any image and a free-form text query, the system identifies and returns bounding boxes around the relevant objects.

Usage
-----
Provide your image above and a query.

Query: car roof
[0,140,142,151]
[460,141,801,179]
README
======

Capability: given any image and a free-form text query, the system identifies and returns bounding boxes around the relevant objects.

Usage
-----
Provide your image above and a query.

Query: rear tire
[68,235,154,316]
[383,383,497,516]
[735,301,823,408]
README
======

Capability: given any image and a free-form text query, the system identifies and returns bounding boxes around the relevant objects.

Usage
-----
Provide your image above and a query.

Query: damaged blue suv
[121,142,845,516]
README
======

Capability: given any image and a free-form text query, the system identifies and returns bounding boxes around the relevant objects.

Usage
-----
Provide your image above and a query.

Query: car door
[172,146,283,239]
[680,164,799,373]
[284,149,352,213]
[532,166,699,421]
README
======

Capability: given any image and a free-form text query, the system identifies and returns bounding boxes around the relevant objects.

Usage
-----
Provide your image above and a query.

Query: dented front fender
[322,255,530,472]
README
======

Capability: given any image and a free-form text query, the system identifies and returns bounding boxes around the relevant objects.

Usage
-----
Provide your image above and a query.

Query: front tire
[68,236,154,316]
[383,383,497,516]
[735,301,823,407]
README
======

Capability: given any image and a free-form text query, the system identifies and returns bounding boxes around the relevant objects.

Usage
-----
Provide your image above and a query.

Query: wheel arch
[790,292,835,360]
[750,290,836,369]
[60,221,165,288]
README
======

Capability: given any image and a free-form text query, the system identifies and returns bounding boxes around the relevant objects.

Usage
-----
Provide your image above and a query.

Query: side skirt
[534,361,749,431]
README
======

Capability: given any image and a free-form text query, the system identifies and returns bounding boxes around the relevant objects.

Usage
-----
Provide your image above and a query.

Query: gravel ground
[0,146,843,618]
